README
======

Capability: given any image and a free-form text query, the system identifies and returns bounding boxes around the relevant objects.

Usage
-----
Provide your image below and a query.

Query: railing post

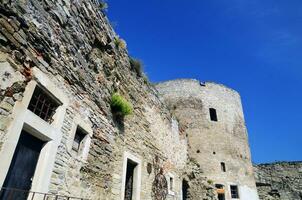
[31,191,36,200]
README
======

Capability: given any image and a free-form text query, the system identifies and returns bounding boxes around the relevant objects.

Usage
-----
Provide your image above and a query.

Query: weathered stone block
[0,18,15,34]
[0,116,10,131]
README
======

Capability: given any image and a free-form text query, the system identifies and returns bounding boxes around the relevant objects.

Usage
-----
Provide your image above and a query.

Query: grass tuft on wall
[129,57,143,77]
[110,93,133,117]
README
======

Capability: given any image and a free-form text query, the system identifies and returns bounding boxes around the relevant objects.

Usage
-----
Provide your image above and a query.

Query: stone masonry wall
[0,0,216,200]
[254,162,302,200]
[156,79,259,200]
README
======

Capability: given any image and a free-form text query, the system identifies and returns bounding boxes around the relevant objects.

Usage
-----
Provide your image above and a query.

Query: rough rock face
[0,0,217,199]
[254,162,302,200]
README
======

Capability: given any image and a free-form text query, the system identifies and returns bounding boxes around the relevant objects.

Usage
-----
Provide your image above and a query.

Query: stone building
[0,0,258,199]
[156,80,259,200]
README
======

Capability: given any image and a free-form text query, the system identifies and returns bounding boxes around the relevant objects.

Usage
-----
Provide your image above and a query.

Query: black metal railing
[0,187,90,200]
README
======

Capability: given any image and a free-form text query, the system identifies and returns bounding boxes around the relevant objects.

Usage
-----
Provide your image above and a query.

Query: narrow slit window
[221,162,226,172]
[209,108,218,121]
[230,185,239,199]
[28,85,61,123]
[170,177,173,190]
[72,127,87,153]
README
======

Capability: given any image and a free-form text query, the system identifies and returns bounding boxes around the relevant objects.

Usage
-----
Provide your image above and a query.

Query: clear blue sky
[107,0,302,164]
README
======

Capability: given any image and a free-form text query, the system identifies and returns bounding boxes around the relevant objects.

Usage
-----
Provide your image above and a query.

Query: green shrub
[110,93,133,117]
[129,57,143,77]
[114,37,127,49]
[99,1,108,11]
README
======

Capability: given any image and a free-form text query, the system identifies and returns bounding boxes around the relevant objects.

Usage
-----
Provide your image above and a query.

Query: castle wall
[0,1,188,200]
[254,162,302,200]
[156,79,259,200]
[0,1,218,200]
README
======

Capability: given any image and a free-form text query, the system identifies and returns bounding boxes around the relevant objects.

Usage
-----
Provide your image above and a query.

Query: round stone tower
[156,79,259,200]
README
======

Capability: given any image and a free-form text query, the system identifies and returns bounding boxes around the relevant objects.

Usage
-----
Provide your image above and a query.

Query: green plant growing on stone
[114,37,127,49]
[129,57,143,77]
[142,74,149,85]
[110,93,133,117]
[99,1,108,11]
[207,179,214,185]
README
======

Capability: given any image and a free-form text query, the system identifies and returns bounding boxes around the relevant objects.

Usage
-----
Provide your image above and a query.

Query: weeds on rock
[114,37,127,49]
[129,57,143,77]
[110,93,133,117]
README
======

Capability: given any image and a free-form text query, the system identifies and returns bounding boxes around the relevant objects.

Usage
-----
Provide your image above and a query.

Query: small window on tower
[72,127,87,153]
[167,173,175,195]
[209,108,218,121]
[28,85,61,123]
[230,185,240,199]
[170,177,174,190]
[221,162,226,172]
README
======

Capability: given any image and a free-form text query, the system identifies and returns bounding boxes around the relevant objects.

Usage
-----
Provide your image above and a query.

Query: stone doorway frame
[120,151,142,200]
[0,67,68,194]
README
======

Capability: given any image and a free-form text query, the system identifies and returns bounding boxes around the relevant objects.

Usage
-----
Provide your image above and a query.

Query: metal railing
[0,187,90,200]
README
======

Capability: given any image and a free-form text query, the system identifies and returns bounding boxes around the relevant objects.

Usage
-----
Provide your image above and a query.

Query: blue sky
[107,0,302,164]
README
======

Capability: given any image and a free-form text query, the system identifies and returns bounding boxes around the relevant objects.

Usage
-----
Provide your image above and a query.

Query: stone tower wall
[156,79,259,200]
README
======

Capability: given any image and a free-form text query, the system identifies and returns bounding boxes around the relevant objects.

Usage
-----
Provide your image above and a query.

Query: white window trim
[0,67,68,194]
[67,115,93,162]
[166,172,175,196]
[120,151,142,200]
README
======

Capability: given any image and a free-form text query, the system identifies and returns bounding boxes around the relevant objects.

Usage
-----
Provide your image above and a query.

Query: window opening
[28,85,61,122]
[221,162,226,172]
[169,177,173,190]
[209,108,218,121]
[72,127,86,153]
[230,185,239,199]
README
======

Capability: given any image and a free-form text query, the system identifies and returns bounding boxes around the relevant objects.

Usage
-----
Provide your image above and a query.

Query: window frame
[166,173,175,195]
[67,115,93,161]
[230,185,240,199]
[27,84,62,123]
[121,152,142,200]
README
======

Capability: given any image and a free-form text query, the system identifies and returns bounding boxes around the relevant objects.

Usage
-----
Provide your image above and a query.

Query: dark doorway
[218,193,225,200]
[0,131,44,200]
[182,179,189,200]
[124,160,137,200]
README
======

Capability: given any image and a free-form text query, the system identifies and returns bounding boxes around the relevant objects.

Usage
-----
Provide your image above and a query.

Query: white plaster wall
[239,185,259,200]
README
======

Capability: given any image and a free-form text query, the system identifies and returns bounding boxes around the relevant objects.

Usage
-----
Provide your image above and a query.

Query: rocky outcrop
[254,162,302,200]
